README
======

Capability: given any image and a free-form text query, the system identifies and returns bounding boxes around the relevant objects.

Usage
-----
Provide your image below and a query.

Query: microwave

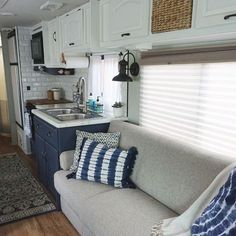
[31,31,44,64]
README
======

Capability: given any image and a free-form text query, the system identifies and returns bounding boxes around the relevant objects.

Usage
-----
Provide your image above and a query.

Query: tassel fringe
[151,221,164,236]
[66,172,76,179]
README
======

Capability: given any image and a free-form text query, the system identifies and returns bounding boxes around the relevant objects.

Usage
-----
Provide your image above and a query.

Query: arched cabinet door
[195,0,236,28]
[47,18,61,67]
[45,142,58,197]
[60,8,84,51]
[110,0,150,41]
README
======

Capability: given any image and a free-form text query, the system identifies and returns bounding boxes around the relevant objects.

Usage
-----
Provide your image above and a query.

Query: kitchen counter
[32,109,111,128]
[31,103,127,128]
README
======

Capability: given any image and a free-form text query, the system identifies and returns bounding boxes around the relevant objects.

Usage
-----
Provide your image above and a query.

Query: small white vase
[113,107,124,118]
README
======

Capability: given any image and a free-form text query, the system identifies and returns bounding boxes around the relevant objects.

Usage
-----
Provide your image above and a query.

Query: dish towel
[151,162,236,236]
[24,112,32,138]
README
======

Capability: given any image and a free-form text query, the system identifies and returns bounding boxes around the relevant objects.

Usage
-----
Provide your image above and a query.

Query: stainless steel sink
[45,108,74,116]
[41,107,103,121]
[56,113,86,121]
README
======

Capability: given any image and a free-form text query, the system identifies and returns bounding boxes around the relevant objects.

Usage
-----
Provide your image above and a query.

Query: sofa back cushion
[108,121,234,214]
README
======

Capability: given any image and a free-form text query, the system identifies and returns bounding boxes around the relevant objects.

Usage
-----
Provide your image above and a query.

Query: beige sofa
[54,121,233,236]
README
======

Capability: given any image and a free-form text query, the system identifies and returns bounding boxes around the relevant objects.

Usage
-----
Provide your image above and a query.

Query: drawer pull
[47,131,52,137]
[53,32,56,42]
[121,33,130,37]
[69,42,75,46]
[224,14,236,20]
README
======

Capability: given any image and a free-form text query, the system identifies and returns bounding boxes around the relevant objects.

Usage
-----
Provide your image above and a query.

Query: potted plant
[112,102,124,118]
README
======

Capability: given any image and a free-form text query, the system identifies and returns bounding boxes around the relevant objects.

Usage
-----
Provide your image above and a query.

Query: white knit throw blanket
[151,162,236,236]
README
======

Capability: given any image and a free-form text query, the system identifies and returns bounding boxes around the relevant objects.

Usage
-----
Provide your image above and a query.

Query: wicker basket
[152,0,193,33]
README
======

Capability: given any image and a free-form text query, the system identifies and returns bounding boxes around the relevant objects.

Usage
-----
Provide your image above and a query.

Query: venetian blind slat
[140,63,236,159]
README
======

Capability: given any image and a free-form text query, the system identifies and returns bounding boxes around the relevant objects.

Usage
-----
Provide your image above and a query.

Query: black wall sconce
[112,50,140,117]
[112,50,140,82]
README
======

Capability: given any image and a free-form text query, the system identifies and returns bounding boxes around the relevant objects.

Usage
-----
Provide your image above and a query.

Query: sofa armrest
[59,150,74,170]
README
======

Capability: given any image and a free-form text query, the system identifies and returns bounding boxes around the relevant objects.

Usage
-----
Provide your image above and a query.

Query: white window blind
[88,55,126,115]
[140,62,236,158]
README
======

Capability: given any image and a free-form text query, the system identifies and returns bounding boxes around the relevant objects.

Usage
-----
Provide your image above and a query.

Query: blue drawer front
[33,117,45,138]
[34,117,58,148]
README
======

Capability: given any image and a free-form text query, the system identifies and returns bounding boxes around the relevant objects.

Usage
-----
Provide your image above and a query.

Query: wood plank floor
[0,136,80,236]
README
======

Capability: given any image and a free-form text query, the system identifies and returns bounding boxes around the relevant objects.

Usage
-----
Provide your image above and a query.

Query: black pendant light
[112,50,140,82]
[112,50,140,117]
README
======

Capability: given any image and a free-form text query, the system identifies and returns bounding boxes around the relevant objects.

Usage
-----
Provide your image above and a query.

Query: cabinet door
[110,0,149,40]
[60,8,84,51]
[47,18,61,66]
[45,142,59,197]
[195,0,236,28]
[34,116,58,149]
[100,0,110,43]
[34,133,47,187]
[83,3,91,48]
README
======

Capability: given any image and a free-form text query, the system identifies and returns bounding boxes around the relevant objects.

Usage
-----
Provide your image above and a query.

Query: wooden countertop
[26,99,73,106]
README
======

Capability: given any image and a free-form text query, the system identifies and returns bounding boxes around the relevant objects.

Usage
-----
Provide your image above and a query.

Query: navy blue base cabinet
[32,115,110,207]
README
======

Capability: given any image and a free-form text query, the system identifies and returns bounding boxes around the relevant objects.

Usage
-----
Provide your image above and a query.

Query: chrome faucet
[73,77,86,113]
[78,77,86,105]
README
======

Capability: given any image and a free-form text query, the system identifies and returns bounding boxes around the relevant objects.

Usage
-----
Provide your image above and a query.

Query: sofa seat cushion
[55,171,177,236]
[54,171,115,203]
[82,190,178,236]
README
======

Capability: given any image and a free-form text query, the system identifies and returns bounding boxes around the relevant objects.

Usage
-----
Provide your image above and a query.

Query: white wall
[1,31,17,143]
[0,47,10,134]
[0,49,7,99]
[127,51,141,124]
[128,76,140,124]
[17,27,88,102]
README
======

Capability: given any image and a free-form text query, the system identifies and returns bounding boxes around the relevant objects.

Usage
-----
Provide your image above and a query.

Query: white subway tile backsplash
[18,27,88,102]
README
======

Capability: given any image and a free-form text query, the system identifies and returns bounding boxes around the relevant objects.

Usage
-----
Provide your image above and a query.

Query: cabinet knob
[53,32,57,42]
[47,131,52,137]
[36,124,39,129]
[42,151,46,157]
[121,33,131,37]
[69,42,75,46]
[224,14,236,20]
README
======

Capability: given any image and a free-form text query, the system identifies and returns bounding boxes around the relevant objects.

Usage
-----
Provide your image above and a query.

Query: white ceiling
[0,0,88,30]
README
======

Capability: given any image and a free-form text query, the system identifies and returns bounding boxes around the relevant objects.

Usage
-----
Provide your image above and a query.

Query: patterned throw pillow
[69,131,121,172]
[191,167,236,236]
[76,138,138,188]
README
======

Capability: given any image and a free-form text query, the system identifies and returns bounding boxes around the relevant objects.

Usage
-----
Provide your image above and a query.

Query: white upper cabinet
[109,0,150,41]
[83,1,99,50]
[60,8,84,51]
[47,18,61,67]
[60,1,99,53]
[99,0,110,44]
[195,0,236,28]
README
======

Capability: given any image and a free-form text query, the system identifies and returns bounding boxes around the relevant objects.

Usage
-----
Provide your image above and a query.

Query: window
[88,55,126,115]
[140,62,236,158]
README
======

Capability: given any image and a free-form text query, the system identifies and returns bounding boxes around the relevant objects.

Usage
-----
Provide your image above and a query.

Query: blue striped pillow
[70,131,121,172]
[75,138,138,188]
[191,167,236,236]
